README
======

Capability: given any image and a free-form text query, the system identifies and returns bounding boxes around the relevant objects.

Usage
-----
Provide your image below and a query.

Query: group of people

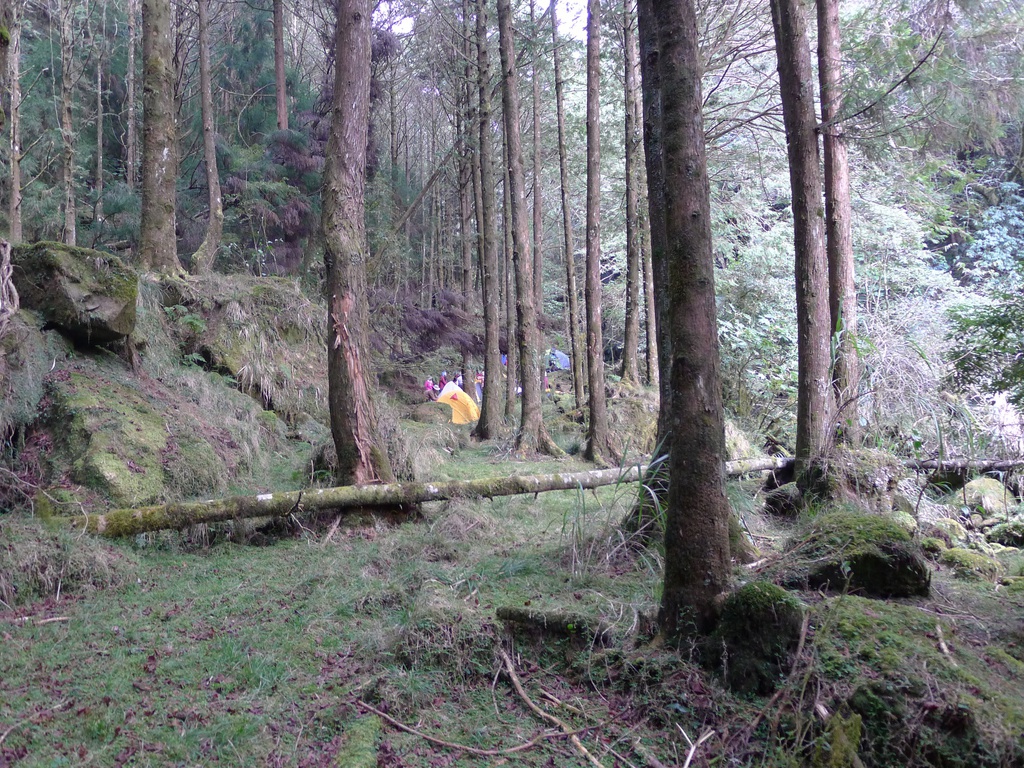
[423,369,485,403]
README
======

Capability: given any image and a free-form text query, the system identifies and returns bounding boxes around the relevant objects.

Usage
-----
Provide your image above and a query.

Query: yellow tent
[436,381,480,424]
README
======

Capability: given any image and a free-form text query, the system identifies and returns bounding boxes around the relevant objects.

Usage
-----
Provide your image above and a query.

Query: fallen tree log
[903,459,1024,473]
[57,465,647,537]
[66,453,1023,539]
[56,458,805,538]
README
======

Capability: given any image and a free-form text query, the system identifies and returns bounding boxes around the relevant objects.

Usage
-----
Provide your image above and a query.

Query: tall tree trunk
[618,0,641,385]
[583,0,614,464]
[8,2,23,244]
[624,0,671,539]
[140,0,182,273]
[530,0,543,316]
[472,0,503,439]
[58,0,77,246]
[550,0,585,410]
[647,0,731,638]
[817,0,859,444]
[126,0,138,191]
[770,0,831,477]
[322,0,394,485]
[496,0,560,456]
[502,143,518,423]
[641,202,657,387]
[190,0,222,274]
[274,0,288,131]
[0,1,9,122]
[94,19,104,246]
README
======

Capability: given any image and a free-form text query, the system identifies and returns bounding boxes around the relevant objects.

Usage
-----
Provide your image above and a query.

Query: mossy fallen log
[56,465,647,537]
[496,606,613,642]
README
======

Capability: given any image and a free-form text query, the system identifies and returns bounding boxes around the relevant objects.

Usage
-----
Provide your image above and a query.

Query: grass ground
[3,434,1024,767]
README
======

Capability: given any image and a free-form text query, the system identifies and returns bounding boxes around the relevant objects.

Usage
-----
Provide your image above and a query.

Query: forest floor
[3,437,1024,766]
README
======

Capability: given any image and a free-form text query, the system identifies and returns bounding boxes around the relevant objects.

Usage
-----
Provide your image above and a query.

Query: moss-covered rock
[987,518,1024,548]
[816,597,1024,768]
[763,481,802,518]
[0,310,75,435]
[708,581,805,695]
[802,447,903,515]
[939,548,1005,581]
[12,241,137,344]
[786,511,930,598]
[924,517,970,548]
[962,477,1013,518]
[46,370,170,506]
[921,537,948,556]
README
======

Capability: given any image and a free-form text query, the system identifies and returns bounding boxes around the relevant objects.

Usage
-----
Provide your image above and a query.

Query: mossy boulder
[12,242,137,344]
[923,517,970,548]
[961,477,1013,517]
[786,511,930,598]
[0,310,75,434]
[763,481,802,518]
[921,537,948,557]
[708,581,805,695]
[987,518,1024,548]
[44,370,169,506]
[939,548,1005,581]
[802,447,903,515]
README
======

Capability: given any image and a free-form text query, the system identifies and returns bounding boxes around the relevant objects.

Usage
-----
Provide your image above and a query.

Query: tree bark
[618,0,641,385]
[496,0,561,456]
[58,0,77,246]
[7,2,23,244]
[126,0,138,191]
[322,0,393,485]
[583,0,614,464]
[274,0,288,131]
[93,16,105,247]
[189,0,223,275]
[140,0,182,273]
[624,0,671,539]
[502,141,518,422]
[550,0,585,410]
[649,0,732,637]
[530,0,544,316]
[817,0,859,444]
[472,0,503,440]
[770,0,831,477]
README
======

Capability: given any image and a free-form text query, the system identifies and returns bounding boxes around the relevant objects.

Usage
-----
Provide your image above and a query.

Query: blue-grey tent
[548,349,571,370]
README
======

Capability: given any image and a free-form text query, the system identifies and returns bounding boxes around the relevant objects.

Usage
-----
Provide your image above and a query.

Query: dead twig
[356,699,591,757]
[677,724,715,768]
[499,648,607,768]
[0,699,69,748]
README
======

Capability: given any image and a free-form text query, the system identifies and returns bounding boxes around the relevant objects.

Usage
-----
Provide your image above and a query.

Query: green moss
[710,581,805,695]
[939,548,1005,581]
[41,368,173,506]
[988,519,1024,547]
[921,537,948,556]
[334,716,380,768]
[812,712,863,768]
[928,517,970,546]
[791,511,930,598]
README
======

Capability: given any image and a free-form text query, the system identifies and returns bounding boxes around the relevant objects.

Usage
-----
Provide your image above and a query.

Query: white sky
[380,0,590,40]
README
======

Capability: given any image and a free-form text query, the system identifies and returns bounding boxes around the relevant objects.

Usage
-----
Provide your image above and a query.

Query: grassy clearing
[3,442,1024,766]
